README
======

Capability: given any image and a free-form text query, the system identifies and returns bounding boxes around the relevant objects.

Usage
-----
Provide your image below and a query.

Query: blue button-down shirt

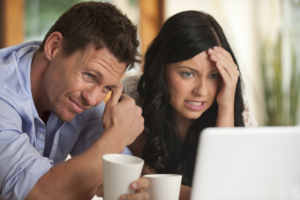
[0,42,131,200]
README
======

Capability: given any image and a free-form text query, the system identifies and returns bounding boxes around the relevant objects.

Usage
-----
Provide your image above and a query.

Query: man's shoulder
[0,41,41,119]
[0,41,41,62]
[0,41,41,87]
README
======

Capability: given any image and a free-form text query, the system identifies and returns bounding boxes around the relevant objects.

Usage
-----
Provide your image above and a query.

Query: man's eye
[84,73,94,80]
[209,73,220,79]
[103,86,112,93]
[181,72,193,78]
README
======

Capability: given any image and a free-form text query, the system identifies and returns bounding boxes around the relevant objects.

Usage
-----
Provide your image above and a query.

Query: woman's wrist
[216,104,234,127]
[218,103,234,113]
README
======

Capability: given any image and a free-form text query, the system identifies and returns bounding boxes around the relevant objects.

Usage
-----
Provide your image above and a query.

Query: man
[0,2,149,200]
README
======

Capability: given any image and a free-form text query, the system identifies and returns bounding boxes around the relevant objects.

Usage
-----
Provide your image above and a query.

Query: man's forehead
[80,46,125,68]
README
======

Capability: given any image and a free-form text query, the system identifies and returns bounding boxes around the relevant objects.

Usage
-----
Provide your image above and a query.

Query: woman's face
[164,51,222,122]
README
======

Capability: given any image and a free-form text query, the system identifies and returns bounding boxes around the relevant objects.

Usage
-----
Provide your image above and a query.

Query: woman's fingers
[215,61,230,83]
[208,47,239,83]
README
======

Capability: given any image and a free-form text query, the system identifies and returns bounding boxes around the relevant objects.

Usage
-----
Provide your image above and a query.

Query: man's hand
[96,177,149,200]
[120,177,149,200]
[102,82,144,147]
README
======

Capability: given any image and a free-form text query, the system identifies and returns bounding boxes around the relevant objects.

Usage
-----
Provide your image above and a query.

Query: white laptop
[190,126,300,200]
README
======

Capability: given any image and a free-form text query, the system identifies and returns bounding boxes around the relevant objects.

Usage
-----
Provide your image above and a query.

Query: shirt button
[38,134,44,139]
[38,149,43,154]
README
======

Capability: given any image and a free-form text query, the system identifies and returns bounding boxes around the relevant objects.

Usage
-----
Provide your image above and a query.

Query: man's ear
[44,32,63,61]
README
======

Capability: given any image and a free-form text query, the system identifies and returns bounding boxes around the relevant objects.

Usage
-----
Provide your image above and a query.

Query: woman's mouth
[187,101,203,106]
[184,100,206,111]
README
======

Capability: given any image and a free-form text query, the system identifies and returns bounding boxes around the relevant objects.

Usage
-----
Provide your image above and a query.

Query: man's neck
[30,50,52,121]
[41,111,51,125]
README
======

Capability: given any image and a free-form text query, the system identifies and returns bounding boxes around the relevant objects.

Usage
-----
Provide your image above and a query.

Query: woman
[123,10,257,199]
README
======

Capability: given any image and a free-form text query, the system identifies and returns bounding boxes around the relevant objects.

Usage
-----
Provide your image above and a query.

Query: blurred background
[0,0,299,128]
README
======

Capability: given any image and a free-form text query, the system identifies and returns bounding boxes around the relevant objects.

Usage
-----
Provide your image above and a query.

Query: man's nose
[81,86,104,107]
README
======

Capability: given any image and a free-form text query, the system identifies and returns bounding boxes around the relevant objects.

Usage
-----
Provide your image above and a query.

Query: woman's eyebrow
[210,69,219,73]
[178,66,198,72]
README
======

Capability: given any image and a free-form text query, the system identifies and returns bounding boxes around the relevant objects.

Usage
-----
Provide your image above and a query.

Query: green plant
[261,34,300,125]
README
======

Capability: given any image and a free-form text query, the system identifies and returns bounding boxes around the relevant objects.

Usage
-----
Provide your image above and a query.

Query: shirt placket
[49,122,66,161]
[34,118,46,155]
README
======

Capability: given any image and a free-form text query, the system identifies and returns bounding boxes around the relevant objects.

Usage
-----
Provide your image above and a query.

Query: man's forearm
[25,129,125,200]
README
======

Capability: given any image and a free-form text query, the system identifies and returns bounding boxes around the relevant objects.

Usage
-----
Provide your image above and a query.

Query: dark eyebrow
[210,69,219,73]
[109,85,118,90]
[178,66,198,72]
[85,68,118,89]
[178,66,219,74]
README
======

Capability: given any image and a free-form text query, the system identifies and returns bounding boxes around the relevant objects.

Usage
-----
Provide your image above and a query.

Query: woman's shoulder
[122,73,143,107]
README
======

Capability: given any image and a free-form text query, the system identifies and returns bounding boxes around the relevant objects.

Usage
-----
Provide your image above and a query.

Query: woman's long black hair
[137,11,245,186]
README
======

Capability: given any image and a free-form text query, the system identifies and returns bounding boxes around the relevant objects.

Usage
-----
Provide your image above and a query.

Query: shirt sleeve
[0,99,53,200]
[70,101,133,157]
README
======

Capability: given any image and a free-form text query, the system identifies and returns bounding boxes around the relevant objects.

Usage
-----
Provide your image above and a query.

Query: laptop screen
[190,126,300,200]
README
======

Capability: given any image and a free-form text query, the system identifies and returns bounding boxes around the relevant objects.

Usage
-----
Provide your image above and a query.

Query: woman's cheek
[208,81,220,97]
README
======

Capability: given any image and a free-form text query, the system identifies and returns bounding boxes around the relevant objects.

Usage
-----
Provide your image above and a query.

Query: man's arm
[25,83,146,200]
[0,99,55,200]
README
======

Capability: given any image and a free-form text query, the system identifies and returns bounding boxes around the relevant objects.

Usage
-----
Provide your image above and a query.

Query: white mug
[143,174,182,200]
[103,154,144,200]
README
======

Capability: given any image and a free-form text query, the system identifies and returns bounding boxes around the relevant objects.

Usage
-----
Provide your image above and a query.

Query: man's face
[44,45,126,122]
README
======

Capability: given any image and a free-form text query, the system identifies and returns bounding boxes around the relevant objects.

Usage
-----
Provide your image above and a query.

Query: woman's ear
[44,32,63,61]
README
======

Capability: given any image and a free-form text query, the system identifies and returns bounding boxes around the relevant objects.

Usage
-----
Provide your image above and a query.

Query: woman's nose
[193,79,208,96]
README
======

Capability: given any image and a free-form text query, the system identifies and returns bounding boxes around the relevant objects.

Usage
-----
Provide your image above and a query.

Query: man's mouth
[69,98,88,114]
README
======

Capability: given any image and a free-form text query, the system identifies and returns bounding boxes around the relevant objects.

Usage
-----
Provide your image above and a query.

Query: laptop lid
[190,126,300,200]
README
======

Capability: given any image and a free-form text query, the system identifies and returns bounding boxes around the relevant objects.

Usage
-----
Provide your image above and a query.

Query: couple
[0,1,256,200]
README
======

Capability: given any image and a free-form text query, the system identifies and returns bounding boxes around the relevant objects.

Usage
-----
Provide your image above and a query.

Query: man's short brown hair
[39,1,140,69]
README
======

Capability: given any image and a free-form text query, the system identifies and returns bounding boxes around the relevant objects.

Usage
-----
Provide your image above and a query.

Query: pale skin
[129,46,239,200]
[25,32,149,200]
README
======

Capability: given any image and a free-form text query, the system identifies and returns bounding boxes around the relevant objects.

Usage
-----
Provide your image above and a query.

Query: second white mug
[143,174,182,200]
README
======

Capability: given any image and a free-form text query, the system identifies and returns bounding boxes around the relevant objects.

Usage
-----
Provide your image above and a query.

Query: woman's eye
[181,72,193,78]
[209,73,220,79]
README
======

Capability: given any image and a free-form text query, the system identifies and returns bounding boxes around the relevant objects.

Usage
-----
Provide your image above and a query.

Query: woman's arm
[180,185,192,200]
[215,106,234,127]
[207,47,239,127]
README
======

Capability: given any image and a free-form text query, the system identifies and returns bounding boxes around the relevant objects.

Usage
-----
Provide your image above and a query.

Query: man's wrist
[100,128,127,153]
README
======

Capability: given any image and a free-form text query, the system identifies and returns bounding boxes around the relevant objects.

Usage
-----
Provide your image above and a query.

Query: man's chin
[58,116,75,122]
[54,110,77,122]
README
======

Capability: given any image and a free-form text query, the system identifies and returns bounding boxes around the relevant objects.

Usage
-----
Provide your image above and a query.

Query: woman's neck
[173,113,194,142]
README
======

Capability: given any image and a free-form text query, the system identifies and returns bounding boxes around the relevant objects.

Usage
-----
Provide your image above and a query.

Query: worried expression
[164,51,222,122]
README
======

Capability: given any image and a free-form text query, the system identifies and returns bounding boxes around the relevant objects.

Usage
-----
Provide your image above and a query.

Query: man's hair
[39,1,140,69]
